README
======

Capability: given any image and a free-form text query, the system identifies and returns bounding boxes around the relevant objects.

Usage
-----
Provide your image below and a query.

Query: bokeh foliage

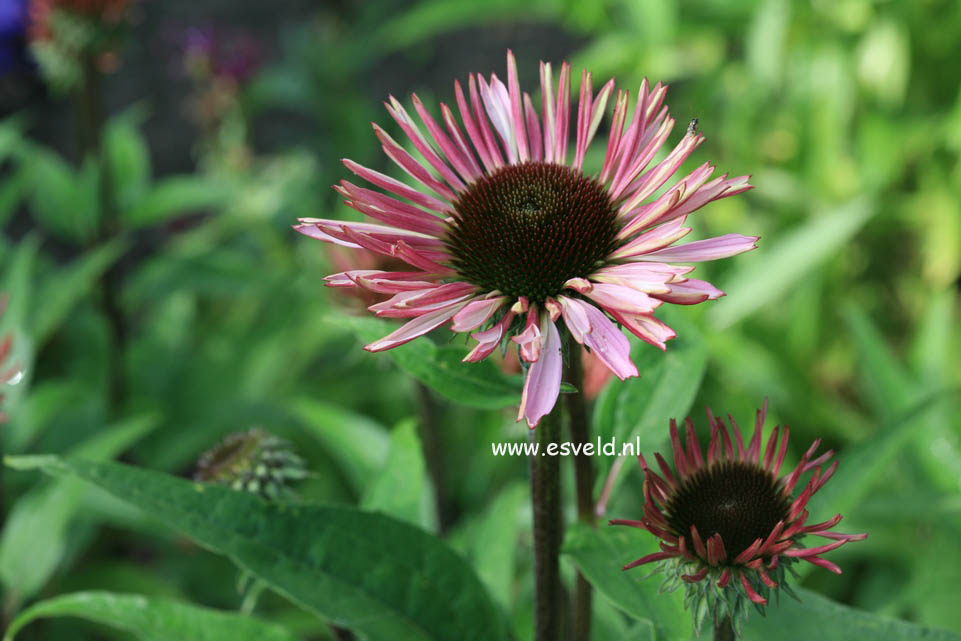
[1,0,960,639]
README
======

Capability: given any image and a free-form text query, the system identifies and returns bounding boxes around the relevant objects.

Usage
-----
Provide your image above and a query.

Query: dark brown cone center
[665,460,791,561]
[445,162,618,303]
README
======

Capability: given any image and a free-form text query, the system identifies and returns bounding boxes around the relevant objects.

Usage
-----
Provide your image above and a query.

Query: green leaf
[291,398,389,493]
[345,316,522,409]
[0,415,157,600]
[125,177,230,229]
[593,309,707,501]
[105,115,151,214]
[742,587,961,641]
[4,456,509,641]
[562,523,690,641]
[842,304,916,415]
[361,419,434,529]
[3,591,299,641]
[806,390,961,531]
[22,146,100,243]
[33,239,128,344]
[710,198,875,329]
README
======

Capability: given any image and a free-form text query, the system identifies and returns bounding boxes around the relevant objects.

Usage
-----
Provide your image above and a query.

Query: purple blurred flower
[183,25,263,85]
[0,0,29,74]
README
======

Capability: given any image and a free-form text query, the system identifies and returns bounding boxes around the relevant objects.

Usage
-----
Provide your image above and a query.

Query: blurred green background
[1,0,960,639]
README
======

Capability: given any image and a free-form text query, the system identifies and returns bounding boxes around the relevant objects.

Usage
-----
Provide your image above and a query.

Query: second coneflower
[296,50,757,426]
[611,402,867,634]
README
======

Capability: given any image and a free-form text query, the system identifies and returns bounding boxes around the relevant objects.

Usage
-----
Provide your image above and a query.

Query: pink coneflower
[610,402,867,633]
[296,51,757,427]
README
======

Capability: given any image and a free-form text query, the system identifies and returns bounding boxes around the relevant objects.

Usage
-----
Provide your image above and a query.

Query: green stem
[416,382,452,534]
[714,616,735,641]
[529,405,562,641]
[78,50,126,411]
[565,338,594,641]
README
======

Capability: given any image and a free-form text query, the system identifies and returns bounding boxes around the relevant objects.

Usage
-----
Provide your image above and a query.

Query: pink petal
[412,93,480,184]
[524,93,542,163]
[506,49,530,162]
[385,96,466,193]
[581,282,662,315]
[464,310,515,362]
[652,279,724,305]
[342,158,452,214]
[364,300,468,352]
[512,306,542,363]
[479,73,515,163]
[517,317,563,428]
[632,234,759,262]
[557,295,592,343]
[539,61,556,163]
[740,572,767,605]
[609,217,692,259]
[575,301,638,380]
[372,123,457,202]
[555,62,571,162]
[618,129,704,213]
[450,296,508,332]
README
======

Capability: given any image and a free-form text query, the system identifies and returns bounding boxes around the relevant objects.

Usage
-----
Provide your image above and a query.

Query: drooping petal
[574,300,638,380]
[364,300,468,352]
[518,317,563,428]
[450,296,508,332]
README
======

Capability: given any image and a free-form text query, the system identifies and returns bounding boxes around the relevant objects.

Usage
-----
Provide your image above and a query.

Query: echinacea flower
[610,402,867,634]
[195,428,308,500]
[296,51,757,427]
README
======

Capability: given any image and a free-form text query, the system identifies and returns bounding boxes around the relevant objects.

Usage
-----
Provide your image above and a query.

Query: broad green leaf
[803,390,961,579]
[710,198,875,329]
[33,239,128,344]
[468,483,527,610]
[105,117,151,213]
[0,167,26,228]
[346,315,522,409]
[842,304,916,415]
[4,456,509,641]
[22,146,100,243]
[291,397,389,493]
[0,415,157,600]
[563,523,689,641]
[0,236,38,421]
[593,309,707,500]
[361,419,434,529]
[3,591,298,641]
[125,177,230,229]
[743,587,961,641]
[624,620,656,641]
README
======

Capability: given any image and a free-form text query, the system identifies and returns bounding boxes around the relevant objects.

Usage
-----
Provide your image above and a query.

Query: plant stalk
[529,405,562,641]
[565,339,594,641]
[714,615,735,641]
[78,50,126,411]
[416,382,452,534]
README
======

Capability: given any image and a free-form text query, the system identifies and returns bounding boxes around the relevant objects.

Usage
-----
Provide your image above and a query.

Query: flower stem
[529,405,562,641]
[416,382,452,534]
[714,616,735,641]
[564,339,594,641]
[78,50,126,412]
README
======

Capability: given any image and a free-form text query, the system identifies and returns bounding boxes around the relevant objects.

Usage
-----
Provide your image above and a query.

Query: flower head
[610,401,867,634]
[296,51,757,426]
[194,428,308,500]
